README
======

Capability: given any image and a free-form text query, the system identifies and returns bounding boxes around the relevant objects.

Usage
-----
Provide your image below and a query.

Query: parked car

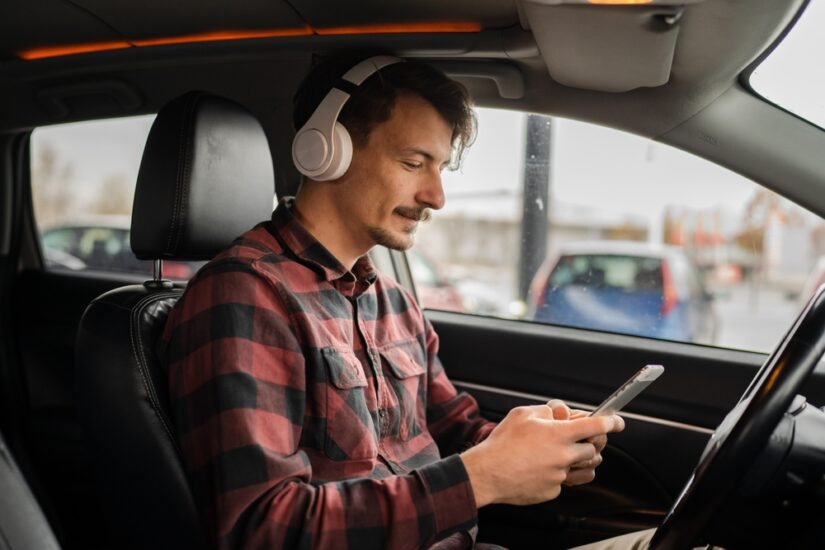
[530,241,717,344]
[42,247,85,271]
[406,249,465,312]
[42,218,205,280]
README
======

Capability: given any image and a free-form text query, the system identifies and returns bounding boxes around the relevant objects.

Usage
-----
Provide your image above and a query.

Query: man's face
[332,92,453,252]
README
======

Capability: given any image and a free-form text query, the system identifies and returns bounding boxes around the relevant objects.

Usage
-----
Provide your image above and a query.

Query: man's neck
[291,189,367,271]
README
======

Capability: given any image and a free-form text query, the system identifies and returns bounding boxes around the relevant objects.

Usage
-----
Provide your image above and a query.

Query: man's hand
[558,404,625,486]
[459,401,622,508]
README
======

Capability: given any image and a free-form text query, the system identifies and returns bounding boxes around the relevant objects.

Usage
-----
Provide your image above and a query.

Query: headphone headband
[292,55,403,181]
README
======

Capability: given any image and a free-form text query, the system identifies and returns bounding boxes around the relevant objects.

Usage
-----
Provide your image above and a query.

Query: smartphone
[588,365,664,417]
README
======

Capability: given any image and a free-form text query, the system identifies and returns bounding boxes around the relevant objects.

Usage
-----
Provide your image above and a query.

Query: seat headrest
[131,92,274,261]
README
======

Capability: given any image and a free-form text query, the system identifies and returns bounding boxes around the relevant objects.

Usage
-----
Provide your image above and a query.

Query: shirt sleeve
[422,317,497,457]
[161,260,479,550]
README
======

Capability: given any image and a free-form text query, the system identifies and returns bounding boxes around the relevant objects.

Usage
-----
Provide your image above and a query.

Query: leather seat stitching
[167,96,197,254]
[129,292,183,454]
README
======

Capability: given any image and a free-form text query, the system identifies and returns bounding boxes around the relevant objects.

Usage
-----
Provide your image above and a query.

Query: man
[161,53,625,549]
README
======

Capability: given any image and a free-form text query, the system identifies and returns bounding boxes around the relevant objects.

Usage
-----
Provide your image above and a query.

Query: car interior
[1,0,824,549]
[74,91,276,550]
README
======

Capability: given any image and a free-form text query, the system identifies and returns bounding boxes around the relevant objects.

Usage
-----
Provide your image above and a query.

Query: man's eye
[402,161,422,169]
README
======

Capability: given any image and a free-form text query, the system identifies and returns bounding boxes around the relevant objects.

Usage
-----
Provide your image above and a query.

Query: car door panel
[429,309,825,548]
[15,269,144,408]
[452,381,712,496]
[456,379,710,548]
[431,311,825,426]
[13,268,144,549]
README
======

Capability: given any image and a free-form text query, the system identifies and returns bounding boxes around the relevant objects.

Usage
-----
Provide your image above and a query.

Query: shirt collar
[269,197,378,287]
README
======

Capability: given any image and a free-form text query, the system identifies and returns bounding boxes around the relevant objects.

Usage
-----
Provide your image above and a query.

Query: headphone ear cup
[320,122,353,181]
[292,127,330,177]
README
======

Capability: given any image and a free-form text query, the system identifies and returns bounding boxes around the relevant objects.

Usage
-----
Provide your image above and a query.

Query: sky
[750,0,825,131]
[30,1,825,237]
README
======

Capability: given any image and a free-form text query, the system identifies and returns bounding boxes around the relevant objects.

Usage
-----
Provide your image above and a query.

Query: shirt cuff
[418,453,479,540]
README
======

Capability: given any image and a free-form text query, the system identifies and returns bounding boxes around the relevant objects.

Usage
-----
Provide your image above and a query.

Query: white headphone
[292,55,403,181]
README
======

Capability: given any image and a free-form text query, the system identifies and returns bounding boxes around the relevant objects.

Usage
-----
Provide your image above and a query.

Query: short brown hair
[293,52,476,169]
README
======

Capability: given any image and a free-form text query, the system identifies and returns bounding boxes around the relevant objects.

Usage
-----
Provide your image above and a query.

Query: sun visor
[519,2,692,92]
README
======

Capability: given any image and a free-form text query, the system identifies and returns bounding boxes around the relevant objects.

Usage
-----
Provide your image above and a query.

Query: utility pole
[518,114,552,303]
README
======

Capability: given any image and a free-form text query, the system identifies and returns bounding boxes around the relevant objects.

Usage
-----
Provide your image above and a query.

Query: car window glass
[408,250,440,287]
[750,1,825,130]
[410,108,825,353]
[30,115,204,281]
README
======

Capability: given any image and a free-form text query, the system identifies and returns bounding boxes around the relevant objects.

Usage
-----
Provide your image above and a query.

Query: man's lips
[394,207,431,223]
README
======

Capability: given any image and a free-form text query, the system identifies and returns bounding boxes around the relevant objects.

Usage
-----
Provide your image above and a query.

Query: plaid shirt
[161,199,497,549]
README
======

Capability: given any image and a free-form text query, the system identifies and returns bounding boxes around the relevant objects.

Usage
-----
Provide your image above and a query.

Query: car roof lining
[0,0,802,131]
[0,0,518,61]
[662,84,825,220]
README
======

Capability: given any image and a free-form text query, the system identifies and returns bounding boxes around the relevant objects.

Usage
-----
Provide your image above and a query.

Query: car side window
[410,108,825,354]
[30,115,204,281]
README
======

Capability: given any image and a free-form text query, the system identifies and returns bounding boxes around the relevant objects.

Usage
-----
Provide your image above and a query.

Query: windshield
[749,1,825,130]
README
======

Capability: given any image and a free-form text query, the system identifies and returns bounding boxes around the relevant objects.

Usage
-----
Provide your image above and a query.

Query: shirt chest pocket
[380,345,427,441]
[321,348,377,461]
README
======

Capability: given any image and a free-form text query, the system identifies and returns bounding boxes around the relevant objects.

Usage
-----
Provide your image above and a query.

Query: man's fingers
[546,399,571,420]
[565,466,597,486]
[580,413,625,433]
[586,433,608,452]
[562,415,619,441]
[570,453,603,470]
[569,442,597,465]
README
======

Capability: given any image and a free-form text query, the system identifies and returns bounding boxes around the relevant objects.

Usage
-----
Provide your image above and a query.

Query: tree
[735,189,808,254]
[88,174,133,216]
[31,143,76,227]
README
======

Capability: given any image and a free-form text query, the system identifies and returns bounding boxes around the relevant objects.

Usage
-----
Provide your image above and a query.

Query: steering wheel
[649,285,825,549]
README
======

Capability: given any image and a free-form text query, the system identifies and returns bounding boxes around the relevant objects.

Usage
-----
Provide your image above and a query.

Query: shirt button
[377,409,387,435]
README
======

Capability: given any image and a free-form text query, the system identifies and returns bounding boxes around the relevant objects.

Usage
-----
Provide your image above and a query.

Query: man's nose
[417,169,445,210]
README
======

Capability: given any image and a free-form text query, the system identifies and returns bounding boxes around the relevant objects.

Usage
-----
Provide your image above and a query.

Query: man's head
[291,53,476,258]
[293,52,476,174]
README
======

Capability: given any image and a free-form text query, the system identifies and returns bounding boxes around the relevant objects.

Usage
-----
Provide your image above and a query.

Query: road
[713,283,802,353]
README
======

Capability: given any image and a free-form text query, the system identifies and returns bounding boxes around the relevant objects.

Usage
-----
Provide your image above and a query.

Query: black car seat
[75,91,275,550]
[0,433,61,550]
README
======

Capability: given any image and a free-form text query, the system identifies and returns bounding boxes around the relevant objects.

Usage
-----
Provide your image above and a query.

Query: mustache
[394,206,432,223]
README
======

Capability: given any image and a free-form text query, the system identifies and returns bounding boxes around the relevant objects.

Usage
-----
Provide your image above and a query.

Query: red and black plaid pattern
[161,199,497,549]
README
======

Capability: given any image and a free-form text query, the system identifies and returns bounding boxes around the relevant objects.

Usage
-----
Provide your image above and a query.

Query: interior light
[588,0,653,4]
[18,22,481,60]
[315,22,482,35]
[19,41,131,60]
[132,27,312,47]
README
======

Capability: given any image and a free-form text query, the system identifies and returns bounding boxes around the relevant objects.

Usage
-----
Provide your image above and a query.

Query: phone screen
[588,365,664,417]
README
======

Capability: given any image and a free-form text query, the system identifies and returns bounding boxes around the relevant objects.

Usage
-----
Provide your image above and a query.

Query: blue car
[530,241,717,344]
